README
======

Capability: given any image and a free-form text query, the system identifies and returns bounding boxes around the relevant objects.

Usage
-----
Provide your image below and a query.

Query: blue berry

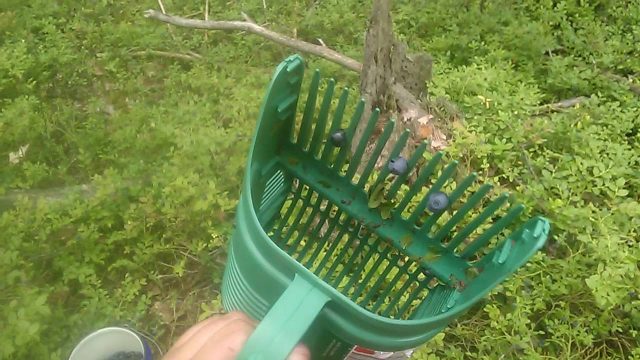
[106,351,143,360]
[427,191,449,213]
[329,129,347,147]
[388,156,408,175]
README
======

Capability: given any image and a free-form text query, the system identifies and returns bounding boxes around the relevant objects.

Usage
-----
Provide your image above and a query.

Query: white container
[69,327,151,360]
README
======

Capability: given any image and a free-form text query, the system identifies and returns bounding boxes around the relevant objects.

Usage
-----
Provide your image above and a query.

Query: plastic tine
[343,238,383,292]
[357,120,395,187]
[459,204,525,258]
[298,204,338,264]
[351,245,391,300]
[332,100,365,170]
[371,265,407,312]
[432,183,493,244]
[359,253,401,306]
[447,192,510,251]
[287,195,325,255]
[397,279,430,318]
[281,190,315,243]
[333,235,380,290]
[323,221,363,282]
[308,79,336,156]
[304,209,344,269]
[331,235,374,288]
[394,152,443,215]
[315,215,354,277]
[344,109,380,181]
[321,88,349,162]
[297,70,320,148]
[272,184,305,239]
[387,141,428,198]
[407,161,458,224]
[382,273,417,317]
[419,173,477,232]
[369,130,411,193]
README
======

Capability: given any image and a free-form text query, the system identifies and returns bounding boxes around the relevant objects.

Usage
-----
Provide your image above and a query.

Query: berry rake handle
[237,275,330,360]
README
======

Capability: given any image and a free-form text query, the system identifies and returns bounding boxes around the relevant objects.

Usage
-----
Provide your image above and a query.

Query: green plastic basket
[221,55,550,359]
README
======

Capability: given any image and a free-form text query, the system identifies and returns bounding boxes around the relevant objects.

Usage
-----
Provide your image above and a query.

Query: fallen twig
[130,50,202,61]
[204,0,209,41]
[240,11,256,24]
[143,9,362,72]
[534,96,588,115]
[157,0,177,41]
[604,72,640,96]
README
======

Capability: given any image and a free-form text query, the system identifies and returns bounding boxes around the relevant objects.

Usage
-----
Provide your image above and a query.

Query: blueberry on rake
[427,191,449,213]
[388,156,408,175]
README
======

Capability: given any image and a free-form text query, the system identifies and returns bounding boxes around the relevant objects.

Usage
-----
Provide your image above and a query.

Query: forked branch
[143,9,362,72]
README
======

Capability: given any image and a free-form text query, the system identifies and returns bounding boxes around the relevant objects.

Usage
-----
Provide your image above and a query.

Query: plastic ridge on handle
[237,275,330,360]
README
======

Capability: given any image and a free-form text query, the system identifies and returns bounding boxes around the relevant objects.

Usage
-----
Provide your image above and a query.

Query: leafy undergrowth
[1,0,638,359]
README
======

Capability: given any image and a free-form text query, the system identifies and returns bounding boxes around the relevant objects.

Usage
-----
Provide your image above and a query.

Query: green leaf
[400,234,413,249]
[368,182,386,209]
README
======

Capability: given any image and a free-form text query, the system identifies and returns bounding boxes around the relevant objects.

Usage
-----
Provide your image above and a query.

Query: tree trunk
[355,0,444,170]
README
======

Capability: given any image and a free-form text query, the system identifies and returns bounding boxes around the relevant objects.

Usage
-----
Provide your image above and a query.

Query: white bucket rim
[69,326,146,360]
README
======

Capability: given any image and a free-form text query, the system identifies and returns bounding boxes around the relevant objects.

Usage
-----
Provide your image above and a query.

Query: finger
[171,311,251,349]
[163,312,254,360]
[169,315,222,350]
[288,343,311,360]
[190,319,256,360]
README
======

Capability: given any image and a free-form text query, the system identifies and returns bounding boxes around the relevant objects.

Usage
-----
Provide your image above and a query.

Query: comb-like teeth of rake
[357,120,395,187]
[308,79,335,157]
[302,209,344,268]
[286,195,326,253]
[296,70,321,149]
[386,141,428,198]
[419,173,477,233]
[395,152,444,215]
[407,161,458,224]
[446,192,510,251]
[344,109,380,180]
[458,204,524,258]
[431,183,493,245]
[368,129,411,193]
[320,88,349,162]
[332,99,364,170]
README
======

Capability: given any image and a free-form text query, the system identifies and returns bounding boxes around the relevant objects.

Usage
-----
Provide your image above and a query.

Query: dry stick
[131,50,201,61]
[157,0,177,41]
[240,11,256,24]
[144,9,362,72]
[204,0,209,41]
[604,72,640,96]
[143,9,431,142]
[142,8,427,110]
[534,96,588,115]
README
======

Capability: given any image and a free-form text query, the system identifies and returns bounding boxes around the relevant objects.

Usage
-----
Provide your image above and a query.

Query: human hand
[162,311,310,360]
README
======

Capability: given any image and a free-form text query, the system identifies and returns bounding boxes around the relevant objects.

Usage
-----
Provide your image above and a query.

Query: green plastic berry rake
[221,55,550,359]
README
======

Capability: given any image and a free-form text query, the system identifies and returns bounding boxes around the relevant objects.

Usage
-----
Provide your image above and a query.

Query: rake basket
[221,55,550,360]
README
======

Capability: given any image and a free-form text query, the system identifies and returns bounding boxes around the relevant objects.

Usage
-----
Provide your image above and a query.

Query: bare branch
[240,12,256,24]
[143,9,362,72]
[130,50,202,61]
[156,0,177,41]
[604,72,640,96]
[204,0,209,41]
[156,0,167,14]
[534,96,588,115]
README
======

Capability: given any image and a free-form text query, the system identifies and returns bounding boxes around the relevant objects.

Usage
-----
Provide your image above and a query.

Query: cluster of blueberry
[105,351,143,360]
